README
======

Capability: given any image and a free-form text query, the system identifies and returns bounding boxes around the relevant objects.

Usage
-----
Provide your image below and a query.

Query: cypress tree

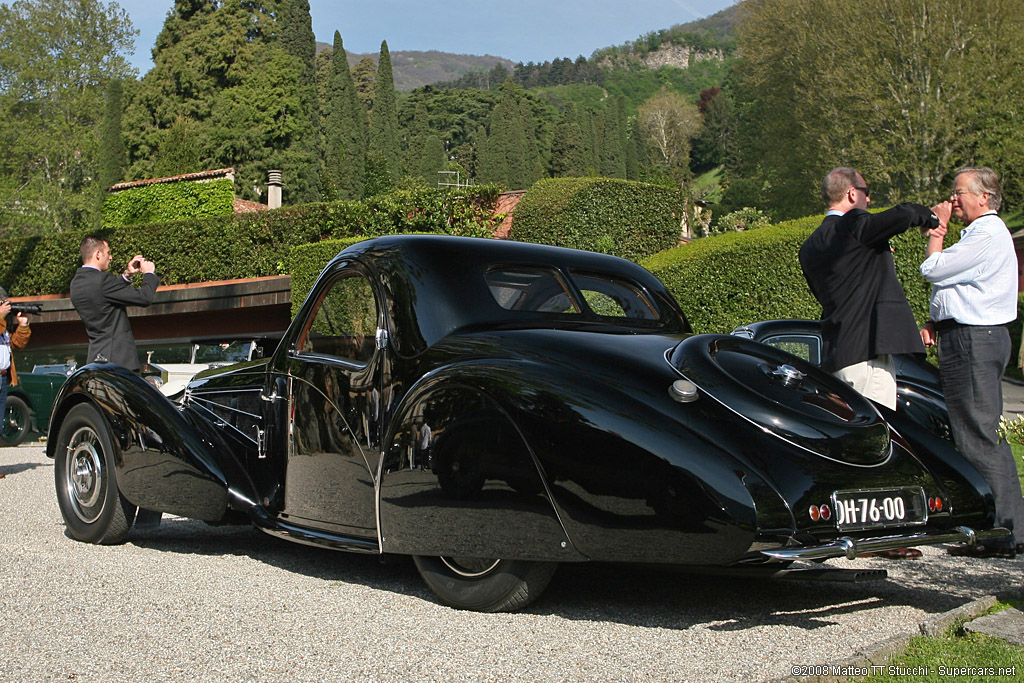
[550,103,588,177]
[98,79,126,191]
[600,99,627,178]
[276,0,322,202]
[367,41,401,194]
[478,79,539,189]
[404,101,446,184]
[324,32,366,199]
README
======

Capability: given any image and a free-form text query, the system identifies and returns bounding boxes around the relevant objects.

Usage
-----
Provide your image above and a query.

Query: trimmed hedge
[641,212,965,335]
[511,177,685,261]
[0,186,502,296]
[289,237,371,316]
[102,178,236,227]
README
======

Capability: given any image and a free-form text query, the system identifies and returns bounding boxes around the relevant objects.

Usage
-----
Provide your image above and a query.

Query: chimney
[267,170,283,209]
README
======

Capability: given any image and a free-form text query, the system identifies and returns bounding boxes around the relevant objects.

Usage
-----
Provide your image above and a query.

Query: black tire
[54,403,136,544]
[1,394,31,446]
[413,555,557,612]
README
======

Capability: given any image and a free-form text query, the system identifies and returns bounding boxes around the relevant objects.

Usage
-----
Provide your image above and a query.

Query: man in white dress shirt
[920,166,1024,558]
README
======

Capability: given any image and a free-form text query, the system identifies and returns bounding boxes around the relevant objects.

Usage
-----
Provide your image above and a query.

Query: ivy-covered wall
[101,178,236,227]
[510,177,686,261]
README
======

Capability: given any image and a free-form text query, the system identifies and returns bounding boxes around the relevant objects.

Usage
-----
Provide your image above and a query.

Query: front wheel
[54,403,136,544]
[1,394,31,446]
[413,555,556,612]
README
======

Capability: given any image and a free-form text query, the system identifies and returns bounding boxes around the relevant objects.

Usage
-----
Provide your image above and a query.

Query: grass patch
[1008,441,1024,495]
[860,601,1024,682]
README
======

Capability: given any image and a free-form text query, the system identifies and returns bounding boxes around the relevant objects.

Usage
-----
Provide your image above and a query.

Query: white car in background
[140,336,279,396]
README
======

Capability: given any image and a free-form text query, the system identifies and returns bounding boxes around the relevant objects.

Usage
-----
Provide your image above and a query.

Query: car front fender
[47,364,253,521]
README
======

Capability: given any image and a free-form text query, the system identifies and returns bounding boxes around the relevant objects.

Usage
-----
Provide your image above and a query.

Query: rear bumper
[760,526,1012,561]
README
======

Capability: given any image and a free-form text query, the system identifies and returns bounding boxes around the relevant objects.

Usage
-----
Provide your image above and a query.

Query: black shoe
[947,542,1021,559]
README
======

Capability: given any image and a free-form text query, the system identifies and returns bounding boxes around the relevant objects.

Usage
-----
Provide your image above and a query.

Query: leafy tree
[691,86,734,173]
[0,0,136,233]
[637,88,701,185]
[322,32,366,200]
[366,41,400,195]
[152,115,202,178]
[123,0,325,204]
[98,78,127,192]
[734,0,1024,217]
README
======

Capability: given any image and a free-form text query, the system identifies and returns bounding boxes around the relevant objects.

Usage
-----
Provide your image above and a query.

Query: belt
[933,319,1004,331]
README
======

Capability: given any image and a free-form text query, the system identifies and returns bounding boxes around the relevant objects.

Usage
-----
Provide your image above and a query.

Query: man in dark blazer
[70,235,161,372]
[799,167,949,409]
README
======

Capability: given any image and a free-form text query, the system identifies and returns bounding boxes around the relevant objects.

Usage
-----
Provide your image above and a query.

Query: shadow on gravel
[0,459,49,477]
[125,517,429,600]
[112,516,1014,630]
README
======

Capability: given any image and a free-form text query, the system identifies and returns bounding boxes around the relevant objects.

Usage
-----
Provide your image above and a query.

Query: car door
[279,266,387,539]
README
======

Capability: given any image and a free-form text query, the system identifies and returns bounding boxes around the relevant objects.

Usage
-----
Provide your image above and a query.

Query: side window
[303,274,379,364]
[571,271,658,321]
[764,334,822,365]
[485,268,580,314]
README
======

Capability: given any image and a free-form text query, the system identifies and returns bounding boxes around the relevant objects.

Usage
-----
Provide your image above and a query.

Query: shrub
[641,212,958,334]
[511,177,685,261]
[289,237,371,315]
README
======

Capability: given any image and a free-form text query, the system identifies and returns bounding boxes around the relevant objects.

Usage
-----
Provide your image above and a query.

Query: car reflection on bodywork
[44,236,1010,612]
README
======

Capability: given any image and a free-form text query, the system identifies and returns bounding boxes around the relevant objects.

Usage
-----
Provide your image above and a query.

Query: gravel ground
[2,443,1022,683]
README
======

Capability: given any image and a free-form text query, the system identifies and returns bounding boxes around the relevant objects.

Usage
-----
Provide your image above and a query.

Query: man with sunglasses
[801,168,947,561]
[920,166,1024,559]
[801,167,945,409]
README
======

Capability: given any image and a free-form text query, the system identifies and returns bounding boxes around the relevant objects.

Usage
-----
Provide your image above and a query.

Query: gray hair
[955,166,1002,210]
[821,167,859,207]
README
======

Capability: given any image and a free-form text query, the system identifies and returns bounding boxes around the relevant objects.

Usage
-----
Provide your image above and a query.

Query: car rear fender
[879,404,994,528]
[500,365,761,564]
[378,372,586,563]
[386,360,762,565]
[47,365,258,522]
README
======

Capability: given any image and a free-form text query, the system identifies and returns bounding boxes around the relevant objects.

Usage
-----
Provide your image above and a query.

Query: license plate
[831,487,927,530]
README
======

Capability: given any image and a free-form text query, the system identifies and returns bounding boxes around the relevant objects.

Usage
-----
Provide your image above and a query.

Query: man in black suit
[799,167,949,410]
[70,235,161,372]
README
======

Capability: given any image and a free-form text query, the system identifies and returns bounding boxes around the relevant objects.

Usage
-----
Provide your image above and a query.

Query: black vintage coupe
[48,236,1010,611]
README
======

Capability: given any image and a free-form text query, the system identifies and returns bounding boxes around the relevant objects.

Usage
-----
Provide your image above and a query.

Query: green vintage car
[2,363,76,447]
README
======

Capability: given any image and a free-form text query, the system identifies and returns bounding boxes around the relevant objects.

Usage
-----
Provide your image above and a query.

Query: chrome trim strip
[187,401,259,446]
[189,396,262,420]
[759,526,1012,561]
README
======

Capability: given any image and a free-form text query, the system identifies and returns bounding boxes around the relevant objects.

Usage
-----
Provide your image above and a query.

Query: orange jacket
[0,316,31,386]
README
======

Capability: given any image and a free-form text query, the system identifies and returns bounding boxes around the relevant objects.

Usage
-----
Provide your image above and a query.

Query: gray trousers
[938,324,1024,540]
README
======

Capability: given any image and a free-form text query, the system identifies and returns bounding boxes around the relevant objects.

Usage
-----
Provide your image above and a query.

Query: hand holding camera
[124,255,156,277]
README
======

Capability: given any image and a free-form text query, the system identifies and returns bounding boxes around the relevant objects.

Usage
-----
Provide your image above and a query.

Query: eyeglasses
[950,189,985,198]
[852,185,870,196]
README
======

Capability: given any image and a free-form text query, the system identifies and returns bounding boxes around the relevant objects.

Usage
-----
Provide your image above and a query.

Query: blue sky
[117,0,737,73]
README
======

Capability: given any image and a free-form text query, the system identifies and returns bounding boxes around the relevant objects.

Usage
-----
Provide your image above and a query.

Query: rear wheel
[54,403,136,544]
[413,555,556,612]
[1,395,30,446]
